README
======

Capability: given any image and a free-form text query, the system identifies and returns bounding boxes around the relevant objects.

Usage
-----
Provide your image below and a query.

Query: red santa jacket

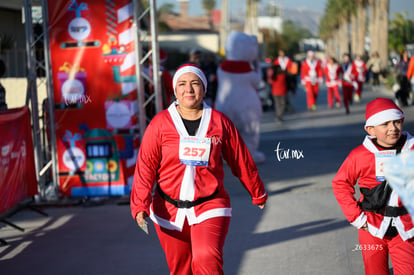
[353,60,367,82]
[274,56,292,73]
[301,59,323,85]
[130,102,267,231]
[266,67,287,96]
[341,62,358,88]
[332,132,414,241]
[324,63,342,88]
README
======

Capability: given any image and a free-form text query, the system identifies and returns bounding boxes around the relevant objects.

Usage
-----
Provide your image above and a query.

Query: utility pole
[244,0,258,36]
[219,0,229,56]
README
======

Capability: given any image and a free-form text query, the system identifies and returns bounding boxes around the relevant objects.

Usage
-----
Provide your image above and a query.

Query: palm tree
[368,0,381,56]
[389,12,414,53]
[355,0,367,56]
[202,0,216,30]
[245,0,259,35]
[377,0,389,65]
[367,0,389,66]
[319,0,342,58]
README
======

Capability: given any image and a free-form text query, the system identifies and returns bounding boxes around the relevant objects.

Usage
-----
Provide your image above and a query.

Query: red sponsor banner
[48,0,139,197]
[0,107,38,214]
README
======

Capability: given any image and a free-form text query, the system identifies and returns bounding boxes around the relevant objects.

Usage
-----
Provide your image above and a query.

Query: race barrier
[0,106,39,244]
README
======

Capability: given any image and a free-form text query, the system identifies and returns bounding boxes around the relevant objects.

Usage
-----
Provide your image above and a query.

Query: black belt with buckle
[156,184,218,209]
[382,206,408,217]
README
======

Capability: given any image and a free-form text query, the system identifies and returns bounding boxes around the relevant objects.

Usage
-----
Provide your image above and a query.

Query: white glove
[353,81,358,90]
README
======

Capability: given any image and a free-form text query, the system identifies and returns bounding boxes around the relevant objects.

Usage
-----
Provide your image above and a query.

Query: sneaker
[354,94,360,103]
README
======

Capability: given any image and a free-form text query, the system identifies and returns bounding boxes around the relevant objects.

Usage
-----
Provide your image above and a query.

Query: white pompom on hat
[172,64,207,95]
[364,97,404,128]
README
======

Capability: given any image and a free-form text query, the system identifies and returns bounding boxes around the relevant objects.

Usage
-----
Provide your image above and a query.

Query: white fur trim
[153,102,216,231]
[366,216,392,238]
[173,65,207,94]
[150,207,232,231]
[351,212,367,228]
[395,217,414,241]
[365,109,404,127]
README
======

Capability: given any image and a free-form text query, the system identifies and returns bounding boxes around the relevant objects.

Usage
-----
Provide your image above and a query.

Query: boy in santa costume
[332,97,414,275]
[300,50,323,111]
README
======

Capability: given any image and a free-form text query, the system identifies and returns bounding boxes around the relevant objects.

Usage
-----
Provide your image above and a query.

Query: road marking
[0,241,32,260]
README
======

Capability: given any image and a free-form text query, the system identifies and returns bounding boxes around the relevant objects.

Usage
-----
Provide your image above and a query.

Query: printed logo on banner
[67,0,91,42]
[1,144,10,157]
[58,62,88,105]
[62,130,86,171]
[48,0,139,196]
[68,17,91,41]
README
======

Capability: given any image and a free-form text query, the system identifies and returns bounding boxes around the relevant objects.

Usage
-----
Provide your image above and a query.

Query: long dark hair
[271,64,283,80]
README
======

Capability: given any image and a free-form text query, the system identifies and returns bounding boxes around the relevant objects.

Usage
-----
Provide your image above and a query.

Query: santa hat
[172,64,207,95]
[364,97,404,128]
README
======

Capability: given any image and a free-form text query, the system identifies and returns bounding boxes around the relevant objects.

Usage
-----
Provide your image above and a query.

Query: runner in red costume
[353,54,368,102]
[324,56,342,108]
[340,53,358,114]
[300,50,323,110]
[131,64,267,275]
[333,98,414,275]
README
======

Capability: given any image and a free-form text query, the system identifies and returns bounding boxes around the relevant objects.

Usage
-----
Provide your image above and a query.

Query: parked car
[258,61,274,111]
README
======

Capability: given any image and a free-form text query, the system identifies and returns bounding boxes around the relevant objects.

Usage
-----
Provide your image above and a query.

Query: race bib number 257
[179,136,211,166]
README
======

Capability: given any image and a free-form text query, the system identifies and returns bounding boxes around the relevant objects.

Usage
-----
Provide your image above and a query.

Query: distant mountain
[256,5,323,36]
[282,7,323,36]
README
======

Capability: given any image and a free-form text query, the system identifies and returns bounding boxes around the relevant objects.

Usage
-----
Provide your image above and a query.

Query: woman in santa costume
[341,53,358,114]
[273,49,297,112]
[130,64,267,275]
[332,97,414,275]
[300,50,323,111]
[353,54,368,103]
[324,56,342,109]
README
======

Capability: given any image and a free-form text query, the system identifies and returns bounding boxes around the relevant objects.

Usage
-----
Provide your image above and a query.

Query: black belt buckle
[176,200,193,209]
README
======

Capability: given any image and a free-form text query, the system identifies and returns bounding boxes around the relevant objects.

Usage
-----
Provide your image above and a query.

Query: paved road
[1,83,413,275]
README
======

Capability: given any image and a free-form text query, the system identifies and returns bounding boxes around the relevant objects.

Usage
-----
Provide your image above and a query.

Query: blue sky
[156,0,414,18]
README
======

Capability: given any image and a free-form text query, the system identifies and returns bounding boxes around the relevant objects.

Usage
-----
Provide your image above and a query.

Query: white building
[257,16,283,34]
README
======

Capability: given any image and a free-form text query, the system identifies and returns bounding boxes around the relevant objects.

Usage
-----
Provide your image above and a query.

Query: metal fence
[1,47,45,78]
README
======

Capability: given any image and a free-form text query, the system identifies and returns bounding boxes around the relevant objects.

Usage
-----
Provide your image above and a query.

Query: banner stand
[0,197,48,246]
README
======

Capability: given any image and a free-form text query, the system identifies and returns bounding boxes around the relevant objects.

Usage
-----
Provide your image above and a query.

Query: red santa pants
[327,86,341,107]
[154,216,231,275]
[305,82,319,108]
[358,229,414,275]
[342,84,354,112]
